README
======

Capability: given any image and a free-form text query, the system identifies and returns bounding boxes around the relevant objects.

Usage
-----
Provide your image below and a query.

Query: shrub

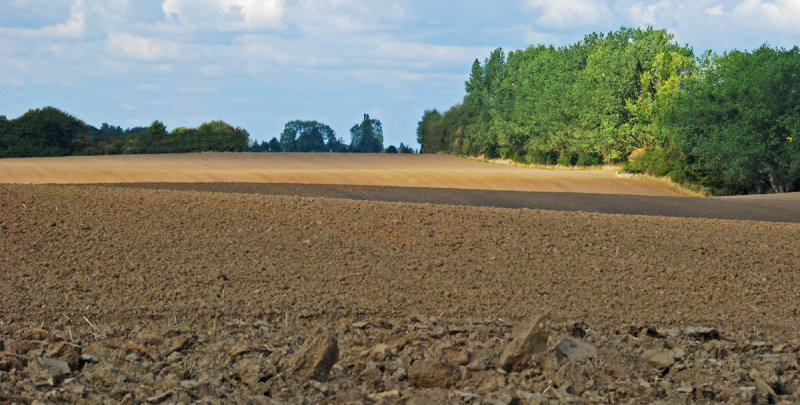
[625,147,673,175]
[558,151,577,166]
[576,152,603,166]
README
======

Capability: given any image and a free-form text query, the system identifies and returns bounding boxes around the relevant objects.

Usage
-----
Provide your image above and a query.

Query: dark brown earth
[2,183,799,404]
[112,182,800,223]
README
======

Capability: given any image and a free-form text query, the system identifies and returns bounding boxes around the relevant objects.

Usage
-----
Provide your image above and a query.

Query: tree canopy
[350,114,384,153]
[0,107,251,157]
[279,120,346,152]
[416,26,800,194]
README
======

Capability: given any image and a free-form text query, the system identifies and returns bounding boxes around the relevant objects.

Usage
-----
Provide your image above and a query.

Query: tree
[350,114,383,153]
[138,120,168,153]
[385,145,398,153]
[416,109,442,153]
[664,46,800,193]
[0,115,10,157]
[2,107,88,157]
[267,137,282,152]
[398,142,415,154]
[279,120,337,152]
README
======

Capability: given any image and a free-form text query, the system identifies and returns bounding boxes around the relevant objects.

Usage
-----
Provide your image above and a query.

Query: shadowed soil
[113,182,800,223]
[2,183,799,403]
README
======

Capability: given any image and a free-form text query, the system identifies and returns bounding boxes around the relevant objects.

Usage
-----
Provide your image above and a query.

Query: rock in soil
[287,331,339,381]
[408,357,459,388]
[498,311,550,372]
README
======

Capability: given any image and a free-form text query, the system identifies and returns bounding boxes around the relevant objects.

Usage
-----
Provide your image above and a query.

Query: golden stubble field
[2,153,799,403]
[0,152,683,196]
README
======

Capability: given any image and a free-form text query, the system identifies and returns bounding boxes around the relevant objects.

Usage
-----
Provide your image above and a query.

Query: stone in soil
[408,357,459,388]
[498,311,550,372]
[554,337,597,364]
[287,331,339,381]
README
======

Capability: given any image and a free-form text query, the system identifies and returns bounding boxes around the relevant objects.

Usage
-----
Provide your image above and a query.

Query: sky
[1,1,799,148]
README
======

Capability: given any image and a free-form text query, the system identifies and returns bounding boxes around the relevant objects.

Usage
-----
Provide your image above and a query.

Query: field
[2,153,799,403]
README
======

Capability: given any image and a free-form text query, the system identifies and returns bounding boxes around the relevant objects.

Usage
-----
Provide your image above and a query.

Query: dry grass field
[2,153,799,403]
[0,153,683,196]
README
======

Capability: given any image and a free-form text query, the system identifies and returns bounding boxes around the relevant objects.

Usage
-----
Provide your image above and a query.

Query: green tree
[417,109,442,153]
[267,137,282,152]
[398,142,415,154]
[2,107,88,157]
[139,120,168,153]
[279,120,337,152]
[350,114,383,153]
[664,46,800,193]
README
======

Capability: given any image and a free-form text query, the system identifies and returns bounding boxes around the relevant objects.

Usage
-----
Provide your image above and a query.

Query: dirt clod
[1,182,799,403]
[499,311,550,372]
[287,331,339,381]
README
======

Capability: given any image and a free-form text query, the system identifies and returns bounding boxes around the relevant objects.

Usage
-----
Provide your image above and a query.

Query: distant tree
[138,120,168,153]
[267,137,282,152]
[385,145,398,153]
[0,115,10,156]
[326,134,348,153]
[247,139,264,152]
[416,109,442,154]
[398,142,415,154]
[279,120,337,152]
[1,107,88,157]
[350,114,383,153]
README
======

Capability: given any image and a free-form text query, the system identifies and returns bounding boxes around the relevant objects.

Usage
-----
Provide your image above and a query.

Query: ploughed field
[1,153,799,404]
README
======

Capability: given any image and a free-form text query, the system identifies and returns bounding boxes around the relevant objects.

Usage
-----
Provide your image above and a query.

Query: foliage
[417,26,800,194]
[267,137,282,152]
[279,120,345,152]
[0,107,89,157]
[350,114,384,153]
[0,107,250,157]
[398,142,415,153]
[663,46,800,194]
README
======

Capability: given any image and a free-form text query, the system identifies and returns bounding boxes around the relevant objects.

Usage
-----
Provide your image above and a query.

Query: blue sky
[1,0,799,148]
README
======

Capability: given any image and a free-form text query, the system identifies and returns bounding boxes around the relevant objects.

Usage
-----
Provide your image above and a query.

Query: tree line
[248,114,415,154]
[0,107,250,157]
[416,27,799,195]
[0,108,415,158]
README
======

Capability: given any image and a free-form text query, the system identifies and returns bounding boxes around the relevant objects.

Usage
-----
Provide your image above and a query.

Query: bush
[530,150,559,165]
[576,152,603,166]
[625,147,673,175]
[558,151,577,166]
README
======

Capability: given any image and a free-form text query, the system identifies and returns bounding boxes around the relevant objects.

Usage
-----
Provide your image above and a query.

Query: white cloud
[732,0,800,33]
[162,0,285,31]
[705,4,725,15]
[628,1,674,25]
[374,41,492,66]
[284,0,409,36]
[0,0,85,39]
[107,32,179,61]
[526,0,612,29]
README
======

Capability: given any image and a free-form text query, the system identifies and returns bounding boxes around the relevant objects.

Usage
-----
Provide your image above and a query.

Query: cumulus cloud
[374,41,492,66]
[283,0,409,36]
[732,0,800,33]
[705,4,725,15]
[107,32,179,61]
[0,0,86,39]
[628,1,674,25]
[525,0,612,29]
[162,0,285,31]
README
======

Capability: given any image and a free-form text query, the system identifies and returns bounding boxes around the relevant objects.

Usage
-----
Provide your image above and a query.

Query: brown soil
[112,182,800,223]
[2,182,799,404]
